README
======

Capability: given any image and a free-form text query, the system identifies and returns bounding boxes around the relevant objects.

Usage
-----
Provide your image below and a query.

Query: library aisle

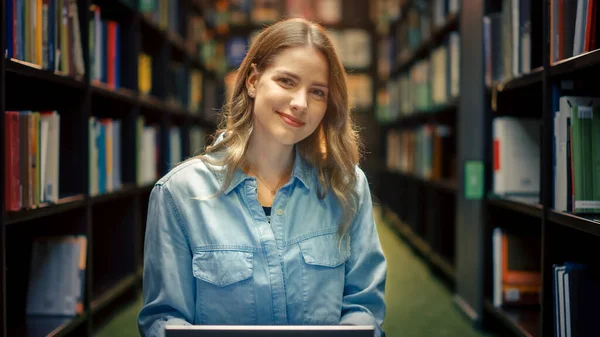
[93,206,493,337]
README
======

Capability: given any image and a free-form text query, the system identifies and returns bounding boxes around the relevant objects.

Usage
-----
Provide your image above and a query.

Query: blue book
[113,120,121,189]
[6,0,14,58]
[97,122,106,194]
[47,0,55,70]
[26,236,87,316]
[17,0,24,60]
[563,262,600,337]
[101,21,108,84]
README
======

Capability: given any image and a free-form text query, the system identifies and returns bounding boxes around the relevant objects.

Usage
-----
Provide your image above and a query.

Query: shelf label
[465,160,484,200]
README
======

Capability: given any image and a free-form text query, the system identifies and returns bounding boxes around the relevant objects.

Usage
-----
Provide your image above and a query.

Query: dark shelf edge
[90,184,139,206]
[382,207,456,284]
[550,48,600,78]
[5,58,86,89]
[138,183,155,195]
[392,13,459,76]
[381,98,459,128]
[91,273,139,313]
[548,210,600,237]
[486,197,543,219]
[7,313,88,337]
[387,170,458,193]
[91,83,139,106]
[4,195,87,225]
[492,67,544,93]
[52,314,88,337]
[484,300,538,337]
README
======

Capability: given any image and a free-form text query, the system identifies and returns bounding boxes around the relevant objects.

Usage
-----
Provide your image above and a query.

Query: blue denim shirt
[138,144,387,337]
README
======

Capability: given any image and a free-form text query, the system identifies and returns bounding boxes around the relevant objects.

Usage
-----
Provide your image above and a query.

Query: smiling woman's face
[246,45,329,147]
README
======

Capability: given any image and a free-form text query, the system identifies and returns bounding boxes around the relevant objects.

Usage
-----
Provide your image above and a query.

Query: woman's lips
[278,112,305,127]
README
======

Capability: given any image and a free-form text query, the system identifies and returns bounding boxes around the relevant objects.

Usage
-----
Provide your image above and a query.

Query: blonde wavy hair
[198,18,362,238]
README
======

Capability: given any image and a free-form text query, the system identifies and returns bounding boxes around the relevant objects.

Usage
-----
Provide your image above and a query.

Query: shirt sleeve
[339,168,387,337]
[138,184,195,337]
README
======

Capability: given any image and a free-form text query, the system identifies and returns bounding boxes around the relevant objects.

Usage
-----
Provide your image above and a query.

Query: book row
[4,111,208,212]
[483,0,543,87]
[385,125,456,182]
[377,32,459,123]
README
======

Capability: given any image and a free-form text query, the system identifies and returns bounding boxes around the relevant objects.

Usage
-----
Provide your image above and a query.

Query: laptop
[165,325,376,337]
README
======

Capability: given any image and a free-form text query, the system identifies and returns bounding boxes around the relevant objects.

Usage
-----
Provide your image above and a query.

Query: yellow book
[138,54,152,95]
[138,54,145,94]
[160,0,168,29]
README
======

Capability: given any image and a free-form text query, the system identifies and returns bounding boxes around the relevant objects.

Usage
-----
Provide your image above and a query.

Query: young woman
[138,17,387,337]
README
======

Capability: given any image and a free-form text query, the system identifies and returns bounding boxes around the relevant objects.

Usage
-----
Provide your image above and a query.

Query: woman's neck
[245,133,295,184]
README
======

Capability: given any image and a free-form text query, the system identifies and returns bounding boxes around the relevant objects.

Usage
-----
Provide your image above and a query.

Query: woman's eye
[279,78,294,86]
[311,89,326,98]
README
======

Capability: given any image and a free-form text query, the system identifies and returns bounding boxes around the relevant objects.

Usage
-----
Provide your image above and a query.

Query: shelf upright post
[77,0,93,335]
[541,0,554,336]
[0,0,7,334]
[453,0,486,328]
[131,7,145,282]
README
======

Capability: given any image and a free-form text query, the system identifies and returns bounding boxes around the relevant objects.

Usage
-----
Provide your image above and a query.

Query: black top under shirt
[263,206,271,216]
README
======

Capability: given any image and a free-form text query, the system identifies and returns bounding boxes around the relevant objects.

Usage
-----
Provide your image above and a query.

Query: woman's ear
[246,63,259,97]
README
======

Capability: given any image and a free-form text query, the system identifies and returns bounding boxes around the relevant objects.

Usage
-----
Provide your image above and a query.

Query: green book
[571,106,583,212]
[573,105,600,213]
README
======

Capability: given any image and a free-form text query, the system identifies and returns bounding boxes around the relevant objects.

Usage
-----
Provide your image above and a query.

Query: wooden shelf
[486,196,542,219]
[139,94,168,114]
[91,273,139,313]
[91,83,139,106]
[429,250,457,282]
[189,114,218,129]
[550,48,600,78]
[90,184,139,206]
[428,178,458,193]
[7,314,87,337]
[392,13,459,76]
[490,67,544,93]
[548,210,600,237]
[382,98,458,128]
[383,207,456,283]
[138,183,156,195]
[485,300,540,337]
[4,195,87,226]
[386,171,457,194]
[6,59,86,90]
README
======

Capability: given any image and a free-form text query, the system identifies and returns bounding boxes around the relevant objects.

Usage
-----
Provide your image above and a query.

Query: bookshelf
[376,0,460,295]
[379,0,600,336]
[0,0,217,336]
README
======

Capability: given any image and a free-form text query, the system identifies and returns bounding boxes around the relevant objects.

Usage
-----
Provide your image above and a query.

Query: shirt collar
[209,133,313,195]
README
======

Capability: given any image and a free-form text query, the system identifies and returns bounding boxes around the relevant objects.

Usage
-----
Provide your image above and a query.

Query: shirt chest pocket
[192,251,257,324]
[298,233,350,324]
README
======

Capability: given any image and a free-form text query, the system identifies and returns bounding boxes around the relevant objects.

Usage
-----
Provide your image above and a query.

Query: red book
[584,0,595,52]
[107,21,117,89]
[5,111,21,211]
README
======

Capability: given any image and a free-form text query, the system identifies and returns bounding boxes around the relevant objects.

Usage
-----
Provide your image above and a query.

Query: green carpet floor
[94,209,493,337]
